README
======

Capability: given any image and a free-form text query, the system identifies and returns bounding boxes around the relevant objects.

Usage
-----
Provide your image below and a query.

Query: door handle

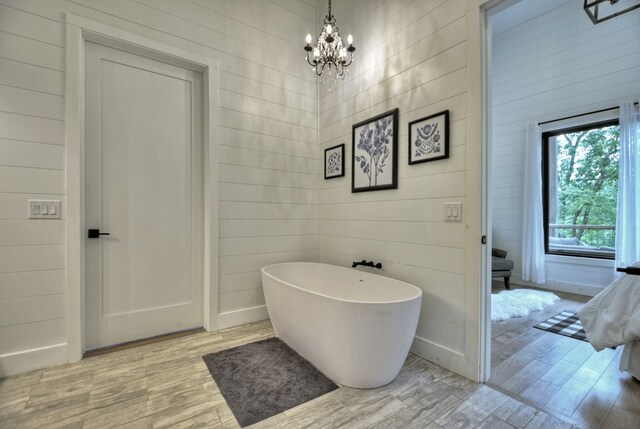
[88,229,110,239]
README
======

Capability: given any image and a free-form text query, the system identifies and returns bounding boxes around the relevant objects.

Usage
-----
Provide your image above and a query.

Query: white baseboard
[217,305,270,330]
[533,279,603,297]
[410,335,476,381]
[509,275,603,297]
[0,343,68,377]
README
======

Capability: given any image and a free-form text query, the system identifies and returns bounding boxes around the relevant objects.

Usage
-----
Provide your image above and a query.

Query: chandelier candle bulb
[348,34,353,45]
[306,34,312,45]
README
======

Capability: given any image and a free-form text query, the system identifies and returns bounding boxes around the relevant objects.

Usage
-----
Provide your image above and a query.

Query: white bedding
[577,263,640,377]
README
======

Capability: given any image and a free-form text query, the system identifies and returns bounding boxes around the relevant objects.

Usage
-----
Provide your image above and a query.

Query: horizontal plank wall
[316,0,478,378]
[491,0,640,295]
[0,0,318,376]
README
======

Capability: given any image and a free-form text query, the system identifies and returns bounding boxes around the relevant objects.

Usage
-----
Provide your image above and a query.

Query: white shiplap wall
[317,0,473,375]
[0,0,318,376]
[491,0,640,294]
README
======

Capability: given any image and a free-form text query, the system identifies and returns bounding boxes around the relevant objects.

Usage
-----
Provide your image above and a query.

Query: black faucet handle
[352,260,382,269]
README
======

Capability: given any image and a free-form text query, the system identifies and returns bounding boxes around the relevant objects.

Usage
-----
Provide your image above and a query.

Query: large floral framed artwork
[351,108,399,193]
[408,110,449,164]
[324,144,345,179]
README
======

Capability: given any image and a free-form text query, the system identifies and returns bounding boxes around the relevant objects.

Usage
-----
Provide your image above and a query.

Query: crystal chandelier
[304,0,355,81]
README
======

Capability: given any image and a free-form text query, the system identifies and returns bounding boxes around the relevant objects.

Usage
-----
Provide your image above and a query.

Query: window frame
[541,119,619,260]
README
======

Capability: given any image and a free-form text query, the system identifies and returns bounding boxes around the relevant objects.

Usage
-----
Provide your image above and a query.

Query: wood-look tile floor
[489,282,640,429]
[1,320,581,429]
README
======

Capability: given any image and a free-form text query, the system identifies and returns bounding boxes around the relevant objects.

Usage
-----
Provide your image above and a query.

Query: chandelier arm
[315,62,324,76]
[306,56,318,67]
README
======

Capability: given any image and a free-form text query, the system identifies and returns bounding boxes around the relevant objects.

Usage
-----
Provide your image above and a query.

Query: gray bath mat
[202,337,338,427]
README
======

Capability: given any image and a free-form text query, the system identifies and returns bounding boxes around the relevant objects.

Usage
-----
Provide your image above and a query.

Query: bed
[577,262,640,379]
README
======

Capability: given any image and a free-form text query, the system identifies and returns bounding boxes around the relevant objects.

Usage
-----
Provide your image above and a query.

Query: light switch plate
[29,200,61,219]
[444,202,462,222]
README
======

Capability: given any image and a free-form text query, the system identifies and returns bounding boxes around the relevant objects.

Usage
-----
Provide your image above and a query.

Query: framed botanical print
[351,108,399,192]
[408,110,449,164]
[324,144,345,179]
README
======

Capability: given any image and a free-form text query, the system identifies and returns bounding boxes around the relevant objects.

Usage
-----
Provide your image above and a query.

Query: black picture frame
[324,143,345,179]
[351,108,399,193]
[408,110,449,164]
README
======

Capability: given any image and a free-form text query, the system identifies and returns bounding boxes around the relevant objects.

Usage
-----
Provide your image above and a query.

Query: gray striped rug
[533,310,587,342]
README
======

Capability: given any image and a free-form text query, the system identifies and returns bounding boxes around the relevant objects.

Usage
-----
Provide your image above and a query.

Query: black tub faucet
[352,260,382,269]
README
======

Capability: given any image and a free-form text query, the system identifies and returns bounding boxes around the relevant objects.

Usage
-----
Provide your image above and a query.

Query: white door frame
[478,2,493,384]
[64,14,220,362]
[465,0,509,383]
[470,0,520,382]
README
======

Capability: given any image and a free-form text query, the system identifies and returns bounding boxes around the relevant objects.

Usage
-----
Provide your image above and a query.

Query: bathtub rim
[261,262,422,305]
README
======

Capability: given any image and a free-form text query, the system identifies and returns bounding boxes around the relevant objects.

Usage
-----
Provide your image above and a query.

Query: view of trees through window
[544,122,619,258]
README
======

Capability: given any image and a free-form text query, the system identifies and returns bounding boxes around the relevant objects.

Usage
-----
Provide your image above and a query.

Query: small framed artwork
[324,143,345,179]
[351,108,399,193]
[408,110,449,164]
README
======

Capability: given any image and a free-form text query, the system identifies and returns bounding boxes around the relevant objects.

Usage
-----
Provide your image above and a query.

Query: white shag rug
[492,289,560,322]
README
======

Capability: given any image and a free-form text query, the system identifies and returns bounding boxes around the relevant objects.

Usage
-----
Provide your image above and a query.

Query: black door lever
[88,229,110,239]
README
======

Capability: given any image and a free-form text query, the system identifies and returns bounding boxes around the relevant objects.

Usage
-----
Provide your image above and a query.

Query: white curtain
[616,100,640,268]
[522,122,546,283]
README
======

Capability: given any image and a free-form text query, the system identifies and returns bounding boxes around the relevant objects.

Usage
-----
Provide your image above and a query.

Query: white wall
[491,0,640,295]
[316,0,480,378]
[0,0,318,376]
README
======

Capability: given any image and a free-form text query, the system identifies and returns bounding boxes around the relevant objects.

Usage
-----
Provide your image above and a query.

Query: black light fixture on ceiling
[304,0,355,81]
[584,0,640,24]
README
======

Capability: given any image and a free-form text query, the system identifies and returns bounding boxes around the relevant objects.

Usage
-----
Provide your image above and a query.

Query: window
[542,120,619,259]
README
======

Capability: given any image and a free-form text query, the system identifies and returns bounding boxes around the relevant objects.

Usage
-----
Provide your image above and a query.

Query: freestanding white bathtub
[261,262,422,388]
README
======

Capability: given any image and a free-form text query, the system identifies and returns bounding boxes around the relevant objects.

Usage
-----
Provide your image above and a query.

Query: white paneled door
[84,42,204,350]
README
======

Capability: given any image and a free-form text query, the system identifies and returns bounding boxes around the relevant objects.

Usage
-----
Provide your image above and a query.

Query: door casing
[65,14,220,361]
[474,0,521,382]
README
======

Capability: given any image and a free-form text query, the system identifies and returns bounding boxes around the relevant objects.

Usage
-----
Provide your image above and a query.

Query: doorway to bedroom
[484,0,640,427]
